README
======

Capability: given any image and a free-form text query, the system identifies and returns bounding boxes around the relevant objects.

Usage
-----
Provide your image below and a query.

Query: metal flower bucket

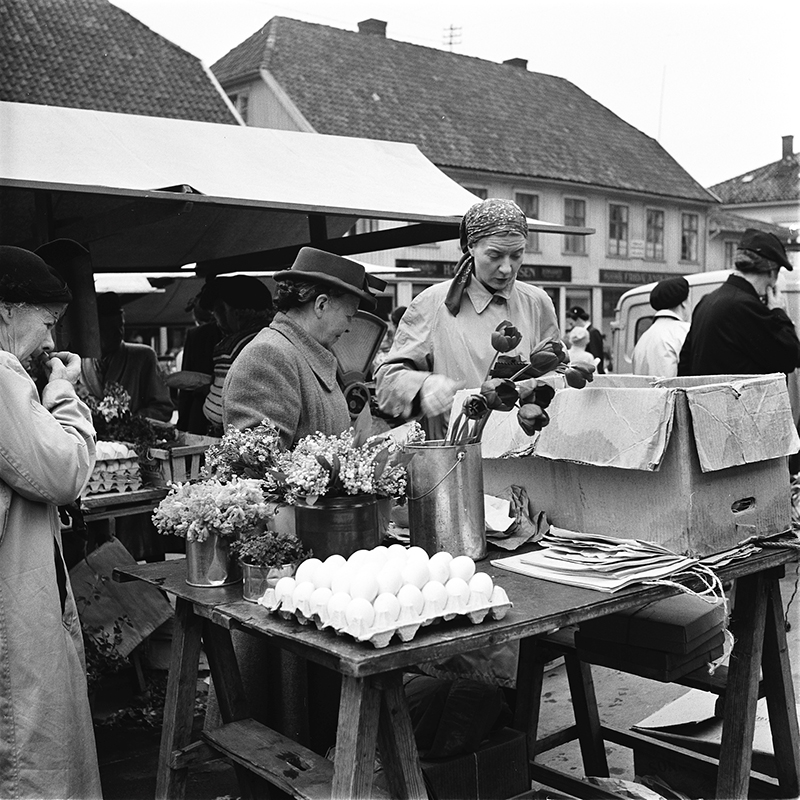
[406,440,487,560]
[186,532,241,587]
[241,562,296,603]
[294,494,380,559]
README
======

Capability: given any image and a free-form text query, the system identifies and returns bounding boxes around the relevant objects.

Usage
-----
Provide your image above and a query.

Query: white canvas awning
[0,101,592,273]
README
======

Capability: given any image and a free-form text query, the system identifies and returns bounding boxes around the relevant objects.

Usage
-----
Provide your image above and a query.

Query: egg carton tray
[257,585,512,649]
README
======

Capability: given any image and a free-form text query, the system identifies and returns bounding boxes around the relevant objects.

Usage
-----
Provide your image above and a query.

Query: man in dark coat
[566,305,605,373]
[678,230,800,376]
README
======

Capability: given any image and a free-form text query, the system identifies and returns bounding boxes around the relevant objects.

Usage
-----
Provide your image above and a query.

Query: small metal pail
[186,532,242,587]
[241,562,296,603]
[406,440,487,560]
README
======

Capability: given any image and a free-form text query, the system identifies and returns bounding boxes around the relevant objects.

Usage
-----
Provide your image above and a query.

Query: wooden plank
[528,763,628,799]
[375,672,427,800]
[332,675,382,800]
[563,653,608,777]
[156,597,203,800]
[717,572,768,799]
[761,574,800,797]
[513,636,547,764]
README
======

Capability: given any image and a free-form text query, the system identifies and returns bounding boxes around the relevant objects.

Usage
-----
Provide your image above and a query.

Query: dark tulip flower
[463,393,490,420]
[491,320,523,353]
[526,351,562,376]
[564,367,587,389]
[517,404,550,435]
[480,378,519,411]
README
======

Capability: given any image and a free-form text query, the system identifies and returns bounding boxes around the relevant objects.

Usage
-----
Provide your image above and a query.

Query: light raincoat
[0,351,100,799]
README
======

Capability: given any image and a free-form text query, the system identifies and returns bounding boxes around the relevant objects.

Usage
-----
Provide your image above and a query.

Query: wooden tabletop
[115,545,797,679]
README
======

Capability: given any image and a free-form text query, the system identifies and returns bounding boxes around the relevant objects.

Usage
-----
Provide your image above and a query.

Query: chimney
[503,57,528,70]
[358,19,387,37]
[782,134,794,160]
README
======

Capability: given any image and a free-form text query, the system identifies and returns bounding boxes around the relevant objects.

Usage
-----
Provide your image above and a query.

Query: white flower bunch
[204,420,283,482]
[152,476,273,543]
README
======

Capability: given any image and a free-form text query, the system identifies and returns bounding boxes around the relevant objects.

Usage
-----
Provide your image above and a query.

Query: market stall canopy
[0,101,593,273]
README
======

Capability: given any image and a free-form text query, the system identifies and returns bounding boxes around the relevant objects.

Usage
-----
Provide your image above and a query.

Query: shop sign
[629,239,646,259]
[397,261,572,282]
[600,268,678,285]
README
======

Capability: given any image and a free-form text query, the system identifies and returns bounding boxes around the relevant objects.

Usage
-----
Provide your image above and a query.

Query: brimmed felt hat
[0,245,72,304]
[566,305,589,321]
[739,229,793,271]
[273,247,378,309]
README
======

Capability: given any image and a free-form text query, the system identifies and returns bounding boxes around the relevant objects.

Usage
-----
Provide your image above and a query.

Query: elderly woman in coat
[0,246,100,798]
[223,246,377,446]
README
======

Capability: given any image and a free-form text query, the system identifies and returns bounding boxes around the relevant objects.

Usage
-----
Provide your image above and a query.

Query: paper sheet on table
[484,494,514,533]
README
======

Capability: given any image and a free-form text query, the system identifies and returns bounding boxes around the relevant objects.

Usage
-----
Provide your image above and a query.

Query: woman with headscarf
[376,198,561,439]
[0,246,101,798]
[223,247,377,447]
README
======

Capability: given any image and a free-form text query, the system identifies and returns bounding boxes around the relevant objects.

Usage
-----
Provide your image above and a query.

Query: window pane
[646,209,664,260]
[724,241,737,269]
[515,192,539,252]
[681,213,698,261]
[465,187,488,199]
[564,199,586,254]
[608,204,629,257]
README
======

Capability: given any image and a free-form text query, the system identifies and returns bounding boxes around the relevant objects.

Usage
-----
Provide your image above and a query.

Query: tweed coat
[0,351,100,799]
[222,312,350,447]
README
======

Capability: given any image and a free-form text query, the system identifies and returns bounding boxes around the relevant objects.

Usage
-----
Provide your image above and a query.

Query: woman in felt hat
[223,247,377,447]
[0,246,101,798]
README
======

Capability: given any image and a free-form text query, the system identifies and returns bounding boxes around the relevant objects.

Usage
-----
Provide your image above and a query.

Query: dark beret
[0,245,72,304]
[650,277,689,311]
[566,305,589,321]
[214,275,273,310]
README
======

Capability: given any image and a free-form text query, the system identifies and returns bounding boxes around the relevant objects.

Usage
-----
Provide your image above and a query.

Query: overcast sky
[111,0,799,189]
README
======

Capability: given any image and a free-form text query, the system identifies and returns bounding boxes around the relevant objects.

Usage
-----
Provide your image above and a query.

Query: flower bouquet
[447,321,595,445]
[152,476,274,587]
[230,530,310,602]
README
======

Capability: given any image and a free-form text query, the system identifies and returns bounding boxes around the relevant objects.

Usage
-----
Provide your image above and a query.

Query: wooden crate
[140,433,219,486]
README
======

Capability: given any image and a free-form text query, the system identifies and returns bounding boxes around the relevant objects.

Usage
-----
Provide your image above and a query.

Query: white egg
[401,559,430,590]
[445,577,471,607]
[449,555,476,583]
[295,557,322,586]
[324,553,347,571]
[314,560,337,590]
[309,586,333,620]
[330,563,357,595]
[376,562,403,596]
[327,591,352,623]
[397,583,424,615]
[373,592,401,623]
[274,576,296,604]
[387,543,409,567]
[347,549,371,569]
[469,572,494,599]
[349,571,380,602]
[406,546,430,563]
[421,580,448,615]
[292,580,316,604]
[345,597,376,628]
[428,551,453,584]
[367,545,390,570]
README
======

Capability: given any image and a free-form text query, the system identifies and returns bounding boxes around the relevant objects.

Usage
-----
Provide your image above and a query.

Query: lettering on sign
[397,261,572,282]
[600,269,680,285]
[629,239,646,259]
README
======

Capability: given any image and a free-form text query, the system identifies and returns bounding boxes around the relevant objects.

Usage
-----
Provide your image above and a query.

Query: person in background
[0,246,101,799]
[565,305,605,373]
[202,275,273,436]
[632,277,690,378]
[79,291,173,421]
[567,326,600,370]
[176,282,222,434]
[372,304,408,373]
[375,198,560,439]
[678,230,800,376]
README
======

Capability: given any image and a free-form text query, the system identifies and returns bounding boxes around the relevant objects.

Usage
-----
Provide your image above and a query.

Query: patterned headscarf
[445,199,529,316]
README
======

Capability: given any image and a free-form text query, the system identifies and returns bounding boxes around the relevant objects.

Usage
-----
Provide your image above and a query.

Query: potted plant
[152,476,273,587]
[230,530,310,603]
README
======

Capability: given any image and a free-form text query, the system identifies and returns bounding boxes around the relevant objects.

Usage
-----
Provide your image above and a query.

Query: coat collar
[465,277,517,314]
[270,312,340,391]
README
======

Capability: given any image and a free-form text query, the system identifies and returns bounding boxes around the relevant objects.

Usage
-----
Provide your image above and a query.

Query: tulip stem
[482,352,500,384]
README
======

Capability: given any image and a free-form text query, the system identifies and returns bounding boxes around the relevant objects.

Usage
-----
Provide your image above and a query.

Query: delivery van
[611,268,800,417]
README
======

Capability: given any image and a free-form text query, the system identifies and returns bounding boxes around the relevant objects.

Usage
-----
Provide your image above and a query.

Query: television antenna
[443,24,462,51]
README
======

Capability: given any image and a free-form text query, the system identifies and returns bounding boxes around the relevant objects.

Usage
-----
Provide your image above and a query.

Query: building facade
[212,16,718,358]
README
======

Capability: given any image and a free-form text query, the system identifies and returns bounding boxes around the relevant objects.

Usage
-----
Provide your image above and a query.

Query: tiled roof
[708,208,791,240]
[710,154,800,204]
[0,0,235,124]
[213,17,714,203]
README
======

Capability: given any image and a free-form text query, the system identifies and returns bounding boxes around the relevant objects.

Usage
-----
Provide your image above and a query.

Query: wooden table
[82,488,169,530]
[115,545,800,800]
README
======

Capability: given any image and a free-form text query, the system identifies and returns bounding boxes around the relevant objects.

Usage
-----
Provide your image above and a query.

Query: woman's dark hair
[735,249,778,275]
[274,279,350,312]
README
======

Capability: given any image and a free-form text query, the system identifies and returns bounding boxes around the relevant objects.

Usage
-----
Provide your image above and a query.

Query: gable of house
[710,151,800,205]
[0,0,236,124]
[213,16,714,204]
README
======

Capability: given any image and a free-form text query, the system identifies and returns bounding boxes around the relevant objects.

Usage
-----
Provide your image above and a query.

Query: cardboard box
[575,629,725,682]
[577,594,725,654]
[483,374,798,557]
[420,727,529,800]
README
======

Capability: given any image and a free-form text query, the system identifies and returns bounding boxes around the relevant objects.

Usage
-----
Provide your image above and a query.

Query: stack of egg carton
[258,544,512,649]
[84,441,142,495]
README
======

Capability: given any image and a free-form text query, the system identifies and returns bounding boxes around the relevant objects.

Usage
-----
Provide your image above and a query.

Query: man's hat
[213,275,273,310]
[274,247,380,309]
[739,229,793,271]
[566,305,589,321]
[650,277,689,311]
